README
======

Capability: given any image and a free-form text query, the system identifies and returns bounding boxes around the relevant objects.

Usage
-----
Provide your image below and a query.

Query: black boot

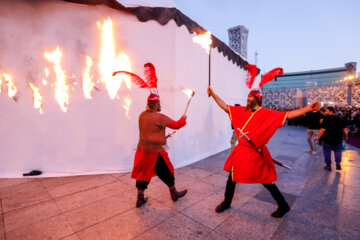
[215,173,236,213]
[169,186,187,201]
[263,184,291,218]
[271,203,290,218]
[136,189,148,208]
[215,201,231,213]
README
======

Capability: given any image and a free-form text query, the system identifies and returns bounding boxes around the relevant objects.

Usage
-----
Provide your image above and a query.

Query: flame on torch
[44,46,69,112]
[182,87,195,115]
[182,87,194,99]
[29,83,43,114]
[123,94,131,119]
[192,31,212,54]
[82,56,95,99]
[97,18,132,99]
[2,73,17,99]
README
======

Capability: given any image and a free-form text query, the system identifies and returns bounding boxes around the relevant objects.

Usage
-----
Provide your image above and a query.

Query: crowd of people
[277,105,360,136]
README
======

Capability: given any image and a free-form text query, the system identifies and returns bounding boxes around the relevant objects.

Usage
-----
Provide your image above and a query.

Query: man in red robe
[132,93,188,207]
[207,87,320,218]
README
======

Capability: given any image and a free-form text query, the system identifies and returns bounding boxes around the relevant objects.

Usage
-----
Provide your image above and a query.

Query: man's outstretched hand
[309,102,321,112]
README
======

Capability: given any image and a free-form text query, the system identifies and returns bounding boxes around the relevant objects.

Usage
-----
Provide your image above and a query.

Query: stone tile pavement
[0,126,359,239]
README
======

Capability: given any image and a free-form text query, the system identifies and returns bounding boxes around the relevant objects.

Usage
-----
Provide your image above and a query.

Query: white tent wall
[172,25,249,167]
[0,0,249,177]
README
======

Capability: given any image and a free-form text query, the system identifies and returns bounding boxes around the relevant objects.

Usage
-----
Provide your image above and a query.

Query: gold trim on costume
[281,112,289,127]
[242,107,262,131]
[231,166,234,181]
[228,105,233,121]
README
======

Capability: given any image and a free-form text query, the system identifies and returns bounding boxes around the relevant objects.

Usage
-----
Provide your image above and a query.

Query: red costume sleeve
[166,117,186,129]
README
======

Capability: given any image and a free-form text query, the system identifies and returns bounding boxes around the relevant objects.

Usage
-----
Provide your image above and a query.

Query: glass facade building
[262,67,349,90]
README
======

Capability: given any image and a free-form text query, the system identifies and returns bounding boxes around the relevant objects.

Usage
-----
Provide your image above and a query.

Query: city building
[262,62,359,109]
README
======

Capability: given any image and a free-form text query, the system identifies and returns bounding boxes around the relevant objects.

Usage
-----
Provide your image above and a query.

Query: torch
[182,87,195,116]
[192,31,212,97]
[166,131,176,139]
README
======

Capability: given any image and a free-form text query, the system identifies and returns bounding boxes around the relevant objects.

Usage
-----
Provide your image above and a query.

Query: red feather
[112,71,148,88]
[144,62,158,88]
[259,68,283,88]
[244,64,258,89]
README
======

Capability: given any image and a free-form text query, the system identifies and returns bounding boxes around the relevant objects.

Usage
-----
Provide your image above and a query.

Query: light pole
[346,74,355,105]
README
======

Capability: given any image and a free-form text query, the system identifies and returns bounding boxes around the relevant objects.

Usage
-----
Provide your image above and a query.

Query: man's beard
[246,100,257,112]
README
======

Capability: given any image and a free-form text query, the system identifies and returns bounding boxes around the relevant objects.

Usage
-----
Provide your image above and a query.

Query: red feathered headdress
[113,62,159,96]
[147,93,160,104]
[249,89,263,100]
[259,68,283,88]
[244,64,258,89]
[244,65,283,99]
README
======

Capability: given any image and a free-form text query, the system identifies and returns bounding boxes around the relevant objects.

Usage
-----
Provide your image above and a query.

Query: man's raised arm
[287,102,320,119]
[207,87,229,113]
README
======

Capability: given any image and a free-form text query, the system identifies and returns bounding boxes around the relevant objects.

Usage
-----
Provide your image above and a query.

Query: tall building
[228,25,248,59]
[261,62,358,108]
[262,66,351,90]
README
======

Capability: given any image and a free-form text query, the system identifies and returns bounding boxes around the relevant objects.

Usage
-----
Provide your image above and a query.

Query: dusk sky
[173,0,360,74]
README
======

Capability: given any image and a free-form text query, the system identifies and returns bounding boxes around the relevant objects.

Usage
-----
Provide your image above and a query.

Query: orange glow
[182,87,194,99]
[2,72,17,98]
[346,75,355,80]
[29,83,43,114]
[82,56,95,99]
[192,31,212,54]
[44,68,49,77]
[44,46,69,112]
[97,18,132,99]
[123,94,131,119]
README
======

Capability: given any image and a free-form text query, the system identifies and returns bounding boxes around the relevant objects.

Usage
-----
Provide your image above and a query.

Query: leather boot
[271,203,290,218]
[169,186,187,202]
[215,201,231,213]
[136,189,148,208]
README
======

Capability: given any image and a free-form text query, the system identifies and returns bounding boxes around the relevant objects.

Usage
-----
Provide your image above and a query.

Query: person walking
[305,110,323,154]
[314,106,348,171]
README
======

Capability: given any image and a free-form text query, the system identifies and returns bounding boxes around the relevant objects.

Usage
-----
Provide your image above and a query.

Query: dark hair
[327,106,335,113]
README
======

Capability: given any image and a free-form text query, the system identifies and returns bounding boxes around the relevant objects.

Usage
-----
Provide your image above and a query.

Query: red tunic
[225,106,288,184]
[131,110,186,182]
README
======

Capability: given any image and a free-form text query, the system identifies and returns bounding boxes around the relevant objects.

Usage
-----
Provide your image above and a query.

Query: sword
[236,128,291,170]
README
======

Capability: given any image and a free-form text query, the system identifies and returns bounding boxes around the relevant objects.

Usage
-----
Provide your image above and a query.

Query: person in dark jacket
[314,106,348,171]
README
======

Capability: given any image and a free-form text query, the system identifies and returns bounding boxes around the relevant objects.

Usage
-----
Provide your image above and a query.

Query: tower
[228,25,249,59]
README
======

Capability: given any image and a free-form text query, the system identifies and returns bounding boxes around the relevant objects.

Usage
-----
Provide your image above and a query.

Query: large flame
[97,18,132,99]
[1,17,136,118]
[182,87,194,99]
[123,94,131,119]
[82,56,95,99]
[44,46,69,112]
[29,83,43,114]
[192,31,212,54]
[2,72,17,98]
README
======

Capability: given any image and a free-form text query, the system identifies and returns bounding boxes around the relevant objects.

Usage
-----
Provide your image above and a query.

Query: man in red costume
[132,93,188,207]
[207,87,320,218]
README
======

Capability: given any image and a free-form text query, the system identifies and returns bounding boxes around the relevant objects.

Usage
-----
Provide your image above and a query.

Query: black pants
[224,173,288,208]
[136,153,175,190]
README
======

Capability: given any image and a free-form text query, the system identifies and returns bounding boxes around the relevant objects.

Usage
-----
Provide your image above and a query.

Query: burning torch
[182,87,195,116]
[192,31,212,97]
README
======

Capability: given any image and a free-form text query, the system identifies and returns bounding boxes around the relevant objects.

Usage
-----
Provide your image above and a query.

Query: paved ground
[0,126,359,240]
